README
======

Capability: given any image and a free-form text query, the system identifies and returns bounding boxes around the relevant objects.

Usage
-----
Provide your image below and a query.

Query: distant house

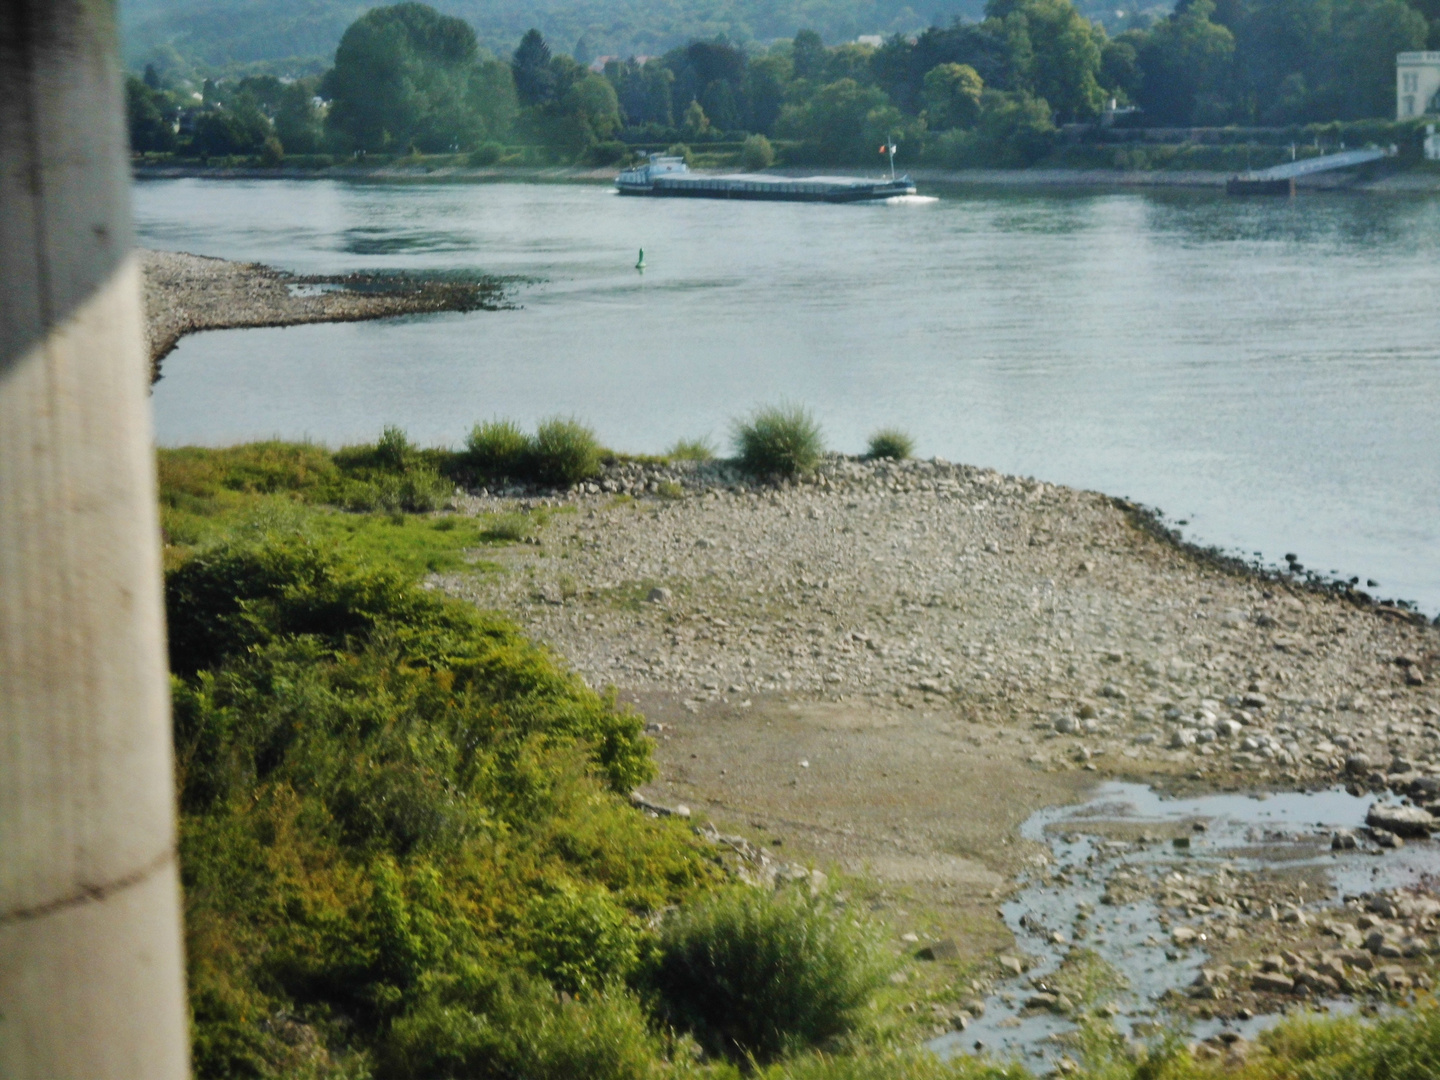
[1396,52,1440,119]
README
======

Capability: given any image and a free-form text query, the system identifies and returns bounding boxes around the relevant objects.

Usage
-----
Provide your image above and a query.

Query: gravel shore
[447,455,1437,795]
[435,455,1439,1015]
[140,249,508,380]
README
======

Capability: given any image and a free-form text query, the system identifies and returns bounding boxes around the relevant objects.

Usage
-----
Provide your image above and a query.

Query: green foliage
[667,437,716,462]
[732,403,825,479]
[163,491,725,1077]
[520,882,644,992]
[322,2,518,152]
[666,142,695,164]
[646,885,892,1062]
[466,419,533,479]
[741,132,776,169]
[531,416,603,487]
[382,979,666,1080]
[777,78,907,165]
[922,63,984,130]
[865,428,914,460]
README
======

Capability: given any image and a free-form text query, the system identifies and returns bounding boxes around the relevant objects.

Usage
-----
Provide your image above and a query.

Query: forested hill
[122,0,1003,72]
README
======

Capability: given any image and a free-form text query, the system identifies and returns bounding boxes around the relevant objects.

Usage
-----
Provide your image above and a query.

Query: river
[134,177,1440,613]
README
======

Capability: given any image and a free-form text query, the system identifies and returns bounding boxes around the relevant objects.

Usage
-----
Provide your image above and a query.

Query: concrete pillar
[0,3,190,1078]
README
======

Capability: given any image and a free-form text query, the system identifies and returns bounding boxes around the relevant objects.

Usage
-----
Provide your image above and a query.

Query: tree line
[128,0,1437,168]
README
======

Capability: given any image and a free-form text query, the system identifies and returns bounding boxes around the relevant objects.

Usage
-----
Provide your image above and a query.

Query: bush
[587,140,630,166]
[665,142,693,165]
[732,403,825,479]
[521,883,643,993]
[531,416,602,487]
[646,886,891,1062]
[865,428,914,460]
[383,981,665,1080]
[466,419,533,479]
[260,135,284,166]
[741,133,775,170]
[667,437,715,462]
[469,141,505,166]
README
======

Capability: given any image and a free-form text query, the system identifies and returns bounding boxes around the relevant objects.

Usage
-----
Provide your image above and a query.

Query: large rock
[1366,803,1436,838]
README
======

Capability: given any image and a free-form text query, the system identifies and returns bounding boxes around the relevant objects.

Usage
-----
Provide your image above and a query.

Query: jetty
[1227,146,1388,195]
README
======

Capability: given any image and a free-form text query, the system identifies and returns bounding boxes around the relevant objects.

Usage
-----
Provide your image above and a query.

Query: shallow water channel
[932,782,1440,1067]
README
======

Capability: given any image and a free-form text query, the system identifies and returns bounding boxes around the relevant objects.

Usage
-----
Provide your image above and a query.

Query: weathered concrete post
[0,3,190,1078]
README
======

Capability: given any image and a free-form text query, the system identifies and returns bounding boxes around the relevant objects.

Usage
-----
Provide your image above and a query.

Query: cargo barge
[615,154,916,202]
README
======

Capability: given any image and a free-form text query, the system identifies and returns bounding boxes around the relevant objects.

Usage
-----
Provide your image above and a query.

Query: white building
[1396,52,1440,119]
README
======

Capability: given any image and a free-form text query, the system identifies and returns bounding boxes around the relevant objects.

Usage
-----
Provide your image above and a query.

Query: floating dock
[1227,146,1388,195]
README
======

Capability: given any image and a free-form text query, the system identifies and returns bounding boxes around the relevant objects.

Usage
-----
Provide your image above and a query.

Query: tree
[922,62,984,128]
[682,98,710,137]
[126,75,176,152]
[324,3,517,152]
[512,28,556,106]
[777,78,906,163]
[792,29,827,81]
[275,78,323,154]
[985,0,1106,120]
[743,53,792,133]
[1134,0,1236,124]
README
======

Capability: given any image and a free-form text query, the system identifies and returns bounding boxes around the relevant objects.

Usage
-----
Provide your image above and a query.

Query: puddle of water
[286,282,349,298]
[931,781,1440,1068]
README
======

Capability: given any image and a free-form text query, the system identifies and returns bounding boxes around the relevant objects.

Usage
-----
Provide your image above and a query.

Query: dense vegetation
[162,432,1440,1078]
[127,0,1438,167]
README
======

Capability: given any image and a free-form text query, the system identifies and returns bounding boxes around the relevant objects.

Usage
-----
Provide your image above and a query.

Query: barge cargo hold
[615,155,916,202]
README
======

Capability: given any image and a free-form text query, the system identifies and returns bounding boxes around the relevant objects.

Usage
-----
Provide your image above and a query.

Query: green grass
[532,415,603,486]
[732,402,826,479]
[866,428,915,461]
[646,885,893,1063]
[465,418,532,479]
[668,437,717,462]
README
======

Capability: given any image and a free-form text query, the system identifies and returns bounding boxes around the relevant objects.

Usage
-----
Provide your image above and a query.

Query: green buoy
[636,247,645,270]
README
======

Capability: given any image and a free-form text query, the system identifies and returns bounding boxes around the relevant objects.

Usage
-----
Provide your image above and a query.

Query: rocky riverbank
[431,453,1438,1028]
[140,249,509,381]
[446,455,1436,795]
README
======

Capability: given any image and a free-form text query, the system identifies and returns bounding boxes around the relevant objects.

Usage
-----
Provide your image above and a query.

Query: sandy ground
[140,249,508,380]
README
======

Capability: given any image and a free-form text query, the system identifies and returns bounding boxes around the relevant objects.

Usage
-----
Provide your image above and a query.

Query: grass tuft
[865,428,915,461]
[732,403,825,479]
[646,884,891,1063]
[531,416,603,487]
[465,418,533,479]
[667,437,717,462]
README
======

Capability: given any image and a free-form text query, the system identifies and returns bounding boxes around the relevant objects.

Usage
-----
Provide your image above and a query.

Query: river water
[135,178,1440,612]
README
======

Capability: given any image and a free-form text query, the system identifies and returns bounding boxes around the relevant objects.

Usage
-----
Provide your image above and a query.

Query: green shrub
[469,141,505,166]
[383,980,665,1080]
[481,511,535,542]
[521,883,643,993]
[758,1048,1024,1080]
[587,140,631,166]
[732,403,825,479]
[865,429,914,461]
[742,133,776,170]
[646,885,891,1063]
[466,419,533,479]
[531,416,602,487]
[667,437,716,462]
[666,142,693,165]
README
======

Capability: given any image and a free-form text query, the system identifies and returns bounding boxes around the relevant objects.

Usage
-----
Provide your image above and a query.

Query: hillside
[120,0,1073,72]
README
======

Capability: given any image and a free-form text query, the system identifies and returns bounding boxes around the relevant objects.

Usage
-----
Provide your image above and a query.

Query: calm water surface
[135,179,1440,611]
